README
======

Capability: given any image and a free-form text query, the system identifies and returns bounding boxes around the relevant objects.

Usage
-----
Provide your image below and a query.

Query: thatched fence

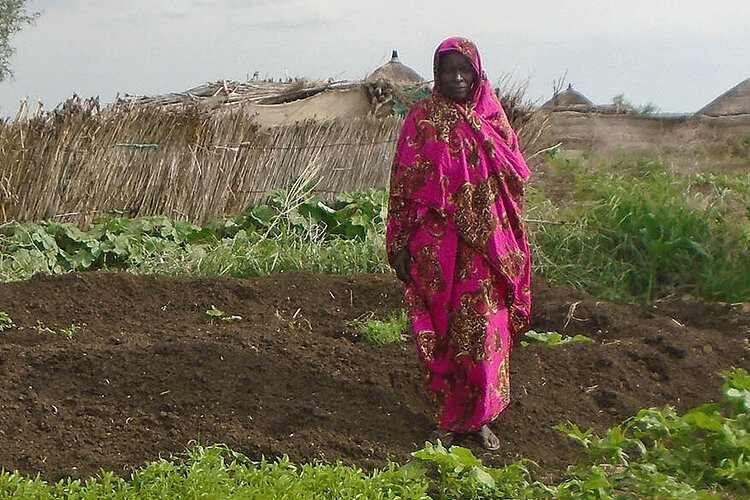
[0,98,403,227]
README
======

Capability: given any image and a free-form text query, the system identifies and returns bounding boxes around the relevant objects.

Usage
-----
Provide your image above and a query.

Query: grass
[348,309,409,345]
[527,155,750,302]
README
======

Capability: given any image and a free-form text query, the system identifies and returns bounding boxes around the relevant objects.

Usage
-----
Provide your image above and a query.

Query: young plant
[552,367,750,497]
[408,441,543,498]
[31,320,56,336]
[0,311,16,331]
[348,310,408,345]
[31,321,81,339]
[205,305,242,323]
[522,330,592,346]
[59,323,81,339]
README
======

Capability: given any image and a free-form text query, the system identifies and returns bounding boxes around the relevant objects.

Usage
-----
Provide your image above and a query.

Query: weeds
[348,309,409,345]
[528,155,750,302]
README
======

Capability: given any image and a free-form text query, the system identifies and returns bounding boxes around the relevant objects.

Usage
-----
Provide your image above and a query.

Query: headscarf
[387,36,531,335]
[432,36,526,172]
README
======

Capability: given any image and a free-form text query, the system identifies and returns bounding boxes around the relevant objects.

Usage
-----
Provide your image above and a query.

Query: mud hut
[542,84,594,111]
[698,77,750,116]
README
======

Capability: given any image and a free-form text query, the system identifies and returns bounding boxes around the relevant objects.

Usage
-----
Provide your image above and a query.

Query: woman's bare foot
[429,428,455,447]
[475,425,500,451]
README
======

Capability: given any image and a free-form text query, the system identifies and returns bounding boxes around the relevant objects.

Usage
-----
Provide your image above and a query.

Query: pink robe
[386,37,531,433]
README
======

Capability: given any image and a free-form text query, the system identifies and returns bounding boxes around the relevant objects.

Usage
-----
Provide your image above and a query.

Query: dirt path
[0,271,747,481]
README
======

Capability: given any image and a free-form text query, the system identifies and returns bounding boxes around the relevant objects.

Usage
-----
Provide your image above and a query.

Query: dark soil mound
[0,271,747,482]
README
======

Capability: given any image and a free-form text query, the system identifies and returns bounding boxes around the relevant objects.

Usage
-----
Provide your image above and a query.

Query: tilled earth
[0,271,748,482]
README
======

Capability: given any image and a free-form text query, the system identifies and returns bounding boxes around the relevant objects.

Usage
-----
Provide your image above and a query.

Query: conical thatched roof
[366,50,426,86]
[542,84,594,111]
[698,77,750,116]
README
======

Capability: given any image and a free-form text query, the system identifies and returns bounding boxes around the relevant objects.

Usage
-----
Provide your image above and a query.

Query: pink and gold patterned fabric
[386,37,531,433]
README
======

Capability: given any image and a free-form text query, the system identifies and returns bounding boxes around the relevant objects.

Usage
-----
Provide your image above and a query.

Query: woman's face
[437,51,476,103]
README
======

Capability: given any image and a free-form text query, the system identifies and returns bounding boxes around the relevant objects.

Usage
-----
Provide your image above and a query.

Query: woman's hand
[392,249,413,283]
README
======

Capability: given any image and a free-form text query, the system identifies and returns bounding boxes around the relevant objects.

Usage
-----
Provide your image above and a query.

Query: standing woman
[386,37,531,450]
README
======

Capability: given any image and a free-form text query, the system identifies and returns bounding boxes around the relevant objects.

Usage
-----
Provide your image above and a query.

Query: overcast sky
[1,0,749,118]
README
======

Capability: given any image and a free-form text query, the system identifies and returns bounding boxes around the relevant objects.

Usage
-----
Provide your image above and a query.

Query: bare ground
[0,271,747,482]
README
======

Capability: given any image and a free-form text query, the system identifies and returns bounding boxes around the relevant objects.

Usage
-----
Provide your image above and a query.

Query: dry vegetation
[0,79,550,228]
[0,96,401,227]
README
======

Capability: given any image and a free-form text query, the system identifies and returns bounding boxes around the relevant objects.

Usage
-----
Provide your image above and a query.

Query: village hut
[364,50,429,116]
[698,77,750,116]
[366,50,426,86]
[542,84,594,111]
[112,79,379,128]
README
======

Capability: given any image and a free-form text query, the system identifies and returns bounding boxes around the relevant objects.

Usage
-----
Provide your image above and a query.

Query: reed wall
[0,100,403,226]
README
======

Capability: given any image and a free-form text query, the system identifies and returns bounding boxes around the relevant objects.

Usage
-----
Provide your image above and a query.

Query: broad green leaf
[249,205,275,227]
[471,467,496,488]
[725,388,750,412]
[69,248,96,270]
[448,446,481,468]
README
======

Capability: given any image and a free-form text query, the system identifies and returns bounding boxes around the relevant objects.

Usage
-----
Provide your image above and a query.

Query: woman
[386,37,531,451]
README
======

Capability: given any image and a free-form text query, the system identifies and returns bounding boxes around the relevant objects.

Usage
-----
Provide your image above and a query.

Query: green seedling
[32,321,81,339]
[522,330,593,346]
[59,323,81,339]
[206,305,242,323]
[31,320,56,336]
[0,312,17,331]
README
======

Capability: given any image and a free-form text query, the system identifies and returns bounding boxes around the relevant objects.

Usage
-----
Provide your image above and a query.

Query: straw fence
[0,98,403,227]
[0,81,549,227]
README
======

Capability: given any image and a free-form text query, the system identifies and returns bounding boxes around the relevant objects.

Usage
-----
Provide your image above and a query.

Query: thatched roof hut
[109,54,429,127]
[698,77,750,116]
[542,84,594,111]
[366,51,426,86]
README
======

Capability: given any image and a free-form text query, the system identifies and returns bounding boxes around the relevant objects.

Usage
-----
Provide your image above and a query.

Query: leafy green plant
[522,330,593,346]
[408,441,544,499]
[721,366,750,412]
[0,187,391,283]
[205,305,242,323]
[552,367,750,498]
[0,311,16,331]
[0,444,430,499]
[348,310,408,345]
[1,168,748,304]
